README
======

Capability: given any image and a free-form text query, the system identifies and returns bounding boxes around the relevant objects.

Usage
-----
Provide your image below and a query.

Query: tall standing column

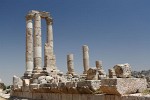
[45,17,56,70]
[83,45,90,74]
[25,15,33,76]
[33,13,42,72]
[46,17,53,55]
[67,54,75,75]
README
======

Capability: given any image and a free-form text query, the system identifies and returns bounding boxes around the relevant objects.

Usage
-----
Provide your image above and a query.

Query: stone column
[46,17,53,55]
[108,69,117,78]
[82,45,90,74]
[25,15,33,76]
[67,54,75,75]
[45,17,56,70]
[44,43,51,70]
[33,13,42,72]
[96,60,102,70]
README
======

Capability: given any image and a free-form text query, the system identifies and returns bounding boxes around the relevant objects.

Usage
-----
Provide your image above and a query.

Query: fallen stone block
[29,84,40,92]
[66,82,78,94]
[86,68,99,80]
[50,83,59,93]
[13,75,23,90]
[113,63,131,78]
[77,80,101,94]
[100,78,147,95]
[58,82,67,93]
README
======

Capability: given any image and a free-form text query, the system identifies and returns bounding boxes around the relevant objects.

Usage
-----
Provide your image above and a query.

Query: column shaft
[25,16,33,75]
[33,13,42,72]
[44,43,51,68]
[83,45,90,74]
[67,54,74,75]
[45,17,56,70]
[46,17,53,55]
[96,60,102,70]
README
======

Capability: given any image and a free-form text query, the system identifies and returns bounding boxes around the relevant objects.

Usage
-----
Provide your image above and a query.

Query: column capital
[26,14,33,20]
[83,45,89,51]
[34,13,41,21]
[46,17,53,25]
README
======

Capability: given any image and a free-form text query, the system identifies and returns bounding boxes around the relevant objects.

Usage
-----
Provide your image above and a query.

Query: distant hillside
[132,70,150,84]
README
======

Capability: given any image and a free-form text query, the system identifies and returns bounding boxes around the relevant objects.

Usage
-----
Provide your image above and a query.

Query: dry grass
[0,97,7,100]
[93,88,103,94]
[142,89,150,95]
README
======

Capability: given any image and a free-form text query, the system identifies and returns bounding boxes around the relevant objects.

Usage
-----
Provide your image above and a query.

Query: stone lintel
[26,10,52,19]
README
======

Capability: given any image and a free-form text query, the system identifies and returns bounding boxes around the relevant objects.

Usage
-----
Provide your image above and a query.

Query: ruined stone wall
[11,92,150,100]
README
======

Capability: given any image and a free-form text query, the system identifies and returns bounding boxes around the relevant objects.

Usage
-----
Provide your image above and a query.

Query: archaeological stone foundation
[11,10,150,100]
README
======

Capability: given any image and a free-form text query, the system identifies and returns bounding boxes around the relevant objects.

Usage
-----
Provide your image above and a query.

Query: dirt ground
[0,97,7,100]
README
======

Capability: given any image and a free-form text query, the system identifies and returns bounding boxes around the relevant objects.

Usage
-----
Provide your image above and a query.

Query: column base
[31,68,44,77]
[80,74,87,80]
[83,71,88,75]
[43,67,53,74]
[24,71,32,78]
[66,71,75,76]
[32,67,42,73]
[31,72,45,79]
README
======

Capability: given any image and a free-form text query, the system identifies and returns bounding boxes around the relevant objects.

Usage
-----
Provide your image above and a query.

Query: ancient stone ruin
[11,10,150,100]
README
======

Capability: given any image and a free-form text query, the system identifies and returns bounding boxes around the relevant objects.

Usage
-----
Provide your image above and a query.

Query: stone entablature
[100,78,147,95]
[26,10,51,19]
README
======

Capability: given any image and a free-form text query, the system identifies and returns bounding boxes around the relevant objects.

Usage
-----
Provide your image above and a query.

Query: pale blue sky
[0,0,150,85]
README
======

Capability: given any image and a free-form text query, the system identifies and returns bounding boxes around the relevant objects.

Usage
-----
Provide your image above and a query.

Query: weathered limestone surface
[14,80,101,94]
[44,43,50,65]
[77,80,101,94]
[24,10,57,75]
[108,68,117,78]
[44,49,56,73]
[95,60,102,70]
[44,17,56,71]
[67,54,75,75]
[113,63,131,78]
[33,13,42,73]
[13,76,23,90]
[95,61,106,79]
[11,92,150,100]
[25,15,33,76]
[65,82,78,94]
[86,68,99,80]
[82,45,90,74]
[86,62,106,80]
[21,79,30,92]
[100,78,147,95]
[27,10,50,18]
[46,17,53,53]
